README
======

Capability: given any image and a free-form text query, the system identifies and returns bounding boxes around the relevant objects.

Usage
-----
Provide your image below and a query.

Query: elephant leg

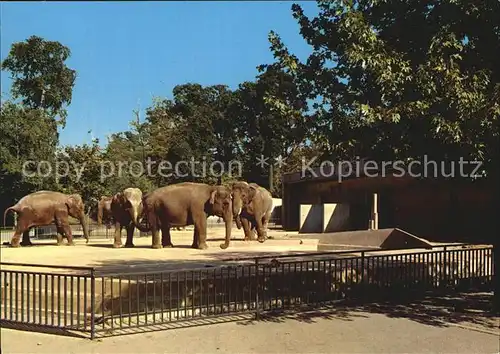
[62,224,75,246]
[191,228,199,248]
[20,230,33,246]
[161,226,173,248]
[113,222,123,248]
[10,213,32,247]
[55,212,74,245]
[192,212,208,250]
[55,226,65,246]
[151,228,162,249]
[10,226,26,248]
[261,211,271,239]
[254,215,266,243]
[241,217,253,241]
[124,224,135,248]
[149,211,162,249]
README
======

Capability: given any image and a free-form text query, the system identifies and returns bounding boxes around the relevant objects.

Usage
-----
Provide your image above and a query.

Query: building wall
[389,181,494,243]
[283,176,494,243]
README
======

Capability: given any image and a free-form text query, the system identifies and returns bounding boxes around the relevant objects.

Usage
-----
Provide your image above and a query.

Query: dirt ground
[0,227,320,273]
[1,304,498,354]
[0,226,489,274]
[1,228,498,353]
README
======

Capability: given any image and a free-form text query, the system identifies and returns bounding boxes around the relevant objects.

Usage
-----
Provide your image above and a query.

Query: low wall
[299,203,351,233]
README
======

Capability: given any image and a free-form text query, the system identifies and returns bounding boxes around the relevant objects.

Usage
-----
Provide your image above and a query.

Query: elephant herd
[2,181,273,250]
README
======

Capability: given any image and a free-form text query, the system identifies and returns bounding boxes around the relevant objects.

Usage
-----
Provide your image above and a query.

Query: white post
[372,193,379,230]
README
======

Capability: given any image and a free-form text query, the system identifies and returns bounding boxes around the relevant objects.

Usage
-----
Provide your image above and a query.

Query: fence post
[360,251,365,285]
[255,258,260,320]
[443,246,447,287]
[90,268,96,340]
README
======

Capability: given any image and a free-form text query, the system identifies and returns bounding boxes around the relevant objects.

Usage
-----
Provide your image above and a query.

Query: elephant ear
[65,195,77,209]
[113,192,125,206]
[65,194,81,214]
[247,184,258,202]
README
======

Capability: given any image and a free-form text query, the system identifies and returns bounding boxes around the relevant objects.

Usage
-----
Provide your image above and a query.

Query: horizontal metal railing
[0,245,495,339]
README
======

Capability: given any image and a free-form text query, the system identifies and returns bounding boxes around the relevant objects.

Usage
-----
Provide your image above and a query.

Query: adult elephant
[231,181,273,243]
[109,187,143,248]
[3,191,90,247]
[97,195,114,227]
[135,182,233,250]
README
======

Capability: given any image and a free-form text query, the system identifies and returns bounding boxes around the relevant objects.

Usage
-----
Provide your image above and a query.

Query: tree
[0,101,59,224]
[55,139,109,212]
[142,84,241,185]
[233,65,310,194]
[268,0,499,311]
[103,111,157,195]
[1,35,77,126]
[266,0,499,170]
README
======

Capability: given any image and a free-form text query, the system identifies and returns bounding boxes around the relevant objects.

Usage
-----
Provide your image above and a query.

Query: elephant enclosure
[0,243,494,339]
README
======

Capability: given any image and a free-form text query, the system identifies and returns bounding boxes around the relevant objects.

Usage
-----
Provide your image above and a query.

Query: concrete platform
[294,228,434,251]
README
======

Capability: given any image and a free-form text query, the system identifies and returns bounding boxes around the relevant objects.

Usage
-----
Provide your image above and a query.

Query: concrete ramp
[294,228,433,251]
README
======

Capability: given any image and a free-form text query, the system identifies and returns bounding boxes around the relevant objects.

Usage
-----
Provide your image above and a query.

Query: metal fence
[0,245,494,339]
[1,217,239,244]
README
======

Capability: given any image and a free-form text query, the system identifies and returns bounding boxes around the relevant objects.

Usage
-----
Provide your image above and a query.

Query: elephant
[3,190,90,247]
[135,182,233,249]
[109,187,143,248]
[97,195,114,227]
[230,181,273,243]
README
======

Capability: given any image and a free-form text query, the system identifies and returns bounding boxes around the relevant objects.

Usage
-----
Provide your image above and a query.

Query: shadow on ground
[237,291,499,333]
[93,258,228,275]
[0,322,89,339]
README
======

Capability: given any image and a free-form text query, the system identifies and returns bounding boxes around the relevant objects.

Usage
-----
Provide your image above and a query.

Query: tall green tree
[143,84,240,185]
[103,111,157,194]
[0,101,59,224]
[266,0,499,171]
[234,65,310,194]
[1,35,77,223]
[1,35,77,126]
[55,139,109,211]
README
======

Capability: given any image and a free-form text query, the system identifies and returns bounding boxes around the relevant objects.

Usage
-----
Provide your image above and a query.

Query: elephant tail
[3,205,19,227]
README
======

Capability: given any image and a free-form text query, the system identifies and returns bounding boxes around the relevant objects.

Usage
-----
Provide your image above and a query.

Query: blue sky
[1,1,318,147]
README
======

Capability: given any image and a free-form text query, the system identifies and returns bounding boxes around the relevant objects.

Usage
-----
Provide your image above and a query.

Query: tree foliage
[3,3,498,212]
[1,35,77,126]
[0,101,59,221]
[55,140,109,211]
[265,0,499,175]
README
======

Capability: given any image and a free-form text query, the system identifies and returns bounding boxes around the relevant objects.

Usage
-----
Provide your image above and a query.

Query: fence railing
[0,218,238,244]
[0,245,494,339]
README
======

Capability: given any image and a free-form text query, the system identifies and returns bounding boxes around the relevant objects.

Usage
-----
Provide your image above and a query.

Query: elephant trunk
[133,204,150,232]
[132,209,138,225]
[220,208,233,249]
[79,212,90,243]
[232,197,243,230]
[235,215,242,229]
[134,221,150,232]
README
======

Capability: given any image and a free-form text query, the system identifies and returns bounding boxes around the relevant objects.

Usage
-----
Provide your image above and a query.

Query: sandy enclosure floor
[0,227,322,273]
[1,226,491,274]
